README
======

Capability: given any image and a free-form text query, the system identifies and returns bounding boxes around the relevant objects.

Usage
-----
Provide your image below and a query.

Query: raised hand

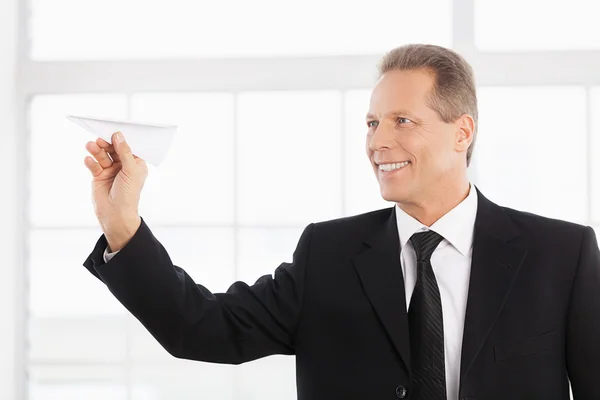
[84,132,147,251]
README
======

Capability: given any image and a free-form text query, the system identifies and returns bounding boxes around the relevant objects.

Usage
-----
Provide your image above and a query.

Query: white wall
[0,0,20,397]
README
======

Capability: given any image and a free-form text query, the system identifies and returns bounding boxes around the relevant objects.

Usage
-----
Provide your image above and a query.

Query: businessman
[83,44,600,399]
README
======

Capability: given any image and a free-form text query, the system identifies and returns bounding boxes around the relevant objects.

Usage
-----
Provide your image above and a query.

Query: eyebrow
[366,110,418,120]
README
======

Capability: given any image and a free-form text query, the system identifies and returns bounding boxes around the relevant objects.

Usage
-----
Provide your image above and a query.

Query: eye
[397,117,412,124]
[367,120,378,128]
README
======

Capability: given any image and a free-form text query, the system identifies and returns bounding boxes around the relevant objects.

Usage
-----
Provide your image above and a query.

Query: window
[474,86,588,224]
[236,91,343,225]
[130,93,236,225]
[475,0,600,51]
[30,0,452,60]
[17,1,595,399]
[29,95,127,227]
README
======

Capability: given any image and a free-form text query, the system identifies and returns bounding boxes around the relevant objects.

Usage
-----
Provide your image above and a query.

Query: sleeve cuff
[83,217,145,281]
[103,246,119,263]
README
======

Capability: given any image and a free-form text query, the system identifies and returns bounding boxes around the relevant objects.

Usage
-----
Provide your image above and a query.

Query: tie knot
[410,230,444,261]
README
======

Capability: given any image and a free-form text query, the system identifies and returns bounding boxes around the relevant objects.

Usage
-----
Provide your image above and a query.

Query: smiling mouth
[378,161,410,172]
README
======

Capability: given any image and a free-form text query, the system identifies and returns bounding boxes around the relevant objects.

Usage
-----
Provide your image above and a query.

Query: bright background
[1,0,600,399]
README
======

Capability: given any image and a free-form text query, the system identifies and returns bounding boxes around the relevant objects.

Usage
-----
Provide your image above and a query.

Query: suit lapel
[351,207,412,376]
[459,187,528,389]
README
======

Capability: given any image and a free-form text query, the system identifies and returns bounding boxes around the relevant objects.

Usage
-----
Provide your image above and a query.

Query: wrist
[102,215,141,252]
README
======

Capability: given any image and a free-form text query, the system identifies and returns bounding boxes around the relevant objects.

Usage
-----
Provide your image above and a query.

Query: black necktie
[408,230,447,400]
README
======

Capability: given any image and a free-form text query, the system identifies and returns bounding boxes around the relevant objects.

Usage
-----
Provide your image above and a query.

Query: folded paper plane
[67,115,177,166]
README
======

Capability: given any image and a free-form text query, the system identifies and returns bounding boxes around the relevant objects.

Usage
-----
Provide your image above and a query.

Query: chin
[379,185,412,203]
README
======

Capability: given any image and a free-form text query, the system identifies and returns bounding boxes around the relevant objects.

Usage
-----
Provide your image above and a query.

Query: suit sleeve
[83,218,315,365]
[566,226,600,399]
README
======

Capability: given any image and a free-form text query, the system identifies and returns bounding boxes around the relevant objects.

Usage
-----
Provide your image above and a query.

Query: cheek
[365,136,373,158]
[396,136,421,163]
[420,139,455,172]
[408,130,448,164]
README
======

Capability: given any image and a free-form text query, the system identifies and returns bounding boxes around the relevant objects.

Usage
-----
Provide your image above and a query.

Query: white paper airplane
[67,115,177,167]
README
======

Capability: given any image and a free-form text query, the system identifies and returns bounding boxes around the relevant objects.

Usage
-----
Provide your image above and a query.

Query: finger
[96,136,110,147]
[86,141,114,169]
[96,136,121,163]
[112,132,136,170]
[84,156,103,177]
[134,155,148,170]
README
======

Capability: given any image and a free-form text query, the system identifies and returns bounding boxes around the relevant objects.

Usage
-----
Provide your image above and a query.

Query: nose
[367,123,396,152]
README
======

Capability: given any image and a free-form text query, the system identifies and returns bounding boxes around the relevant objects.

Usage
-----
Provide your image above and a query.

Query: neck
[396,175,471,227]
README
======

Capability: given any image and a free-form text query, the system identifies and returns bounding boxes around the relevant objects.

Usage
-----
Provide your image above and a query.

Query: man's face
[366,69,464,204]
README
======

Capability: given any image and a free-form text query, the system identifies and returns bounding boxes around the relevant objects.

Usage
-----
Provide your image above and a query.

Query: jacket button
[395,385,408,398]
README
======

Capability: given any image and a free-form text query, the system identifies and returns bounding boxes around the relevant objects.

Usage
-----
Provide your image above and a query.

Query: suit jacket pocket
[494,329,557,363]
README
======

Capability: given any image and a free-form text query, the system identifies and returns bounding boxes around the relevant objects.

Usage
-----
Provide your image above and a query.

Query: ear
[454,114,475,153]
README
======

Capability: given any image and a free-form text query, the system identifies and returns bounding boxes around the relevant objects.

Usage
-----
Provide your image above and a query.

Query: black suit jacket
[84,187,600,399]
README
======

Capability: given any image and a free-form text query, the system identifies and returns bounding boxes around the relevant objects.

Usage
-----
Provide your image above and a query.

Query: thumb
[112,132,136,170]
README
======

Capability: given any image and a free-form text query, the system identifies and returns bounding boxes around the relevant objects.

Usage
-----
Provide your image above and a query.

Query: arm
[566,226,600,399]
[84,218,315,364]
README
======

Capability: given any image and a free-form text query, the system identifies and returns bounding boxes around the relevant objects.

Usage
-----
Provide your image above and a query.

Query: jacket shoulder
[501,206,589,237]
[313,207,393,231]
[305,207,393,250]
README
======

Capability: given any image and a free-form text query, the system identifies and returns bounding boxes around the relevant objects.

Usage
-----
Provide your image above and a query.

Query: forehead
[369,69,435,114]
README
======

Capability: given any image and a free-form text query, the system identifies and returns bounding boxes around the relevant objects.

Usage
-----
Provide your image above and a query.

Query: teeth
[379,161,409,172]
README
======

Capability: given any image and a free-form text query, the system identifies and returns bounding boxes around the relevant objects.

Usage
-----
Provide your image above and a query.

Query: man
[83,44,600,399]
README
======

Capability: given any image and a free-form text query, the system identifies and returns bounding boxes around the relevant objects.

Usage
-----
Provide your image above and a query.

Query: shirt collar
[395,183,478,256]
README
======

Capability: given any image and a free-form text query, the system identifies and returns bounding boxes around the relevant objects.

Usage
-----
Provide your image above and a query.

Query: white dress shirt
[103,246,118,262]
[103,184,478,400]
[396,183,478,400]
